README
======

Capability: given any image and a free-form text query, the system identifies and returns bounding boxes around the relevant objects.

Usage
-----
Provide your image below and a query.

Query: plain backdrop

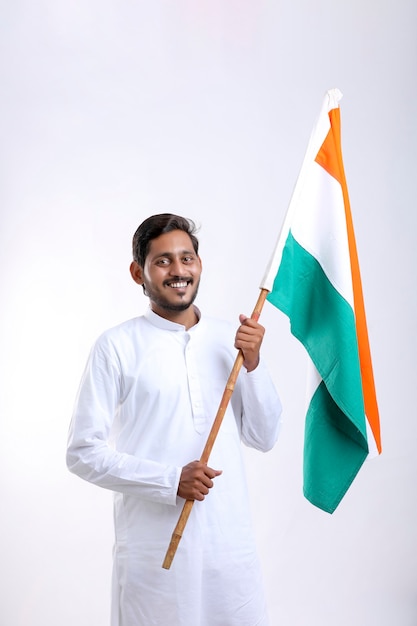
[1,1,416,625]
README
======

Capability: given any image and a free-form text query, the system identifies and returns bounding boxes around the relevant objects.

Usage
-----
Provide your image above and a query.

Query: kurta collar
[144,306,201,331]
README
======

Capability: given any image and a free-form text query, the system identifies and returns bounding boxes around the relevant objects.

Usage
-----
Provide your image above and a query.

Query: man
[67,213,282,626]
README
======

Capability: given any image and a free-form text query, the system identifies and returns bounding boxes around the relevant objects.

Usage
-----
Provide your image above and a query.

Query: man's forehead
[148,230,195,256]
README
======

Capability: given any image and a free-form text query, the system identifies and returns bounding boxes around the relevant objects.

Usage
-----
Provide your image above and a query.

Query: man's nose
[169,258,184,275]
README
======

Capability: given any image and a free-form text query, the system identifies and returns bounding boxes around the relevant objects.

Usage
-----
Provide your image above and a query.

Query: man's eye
[183,256,194,263]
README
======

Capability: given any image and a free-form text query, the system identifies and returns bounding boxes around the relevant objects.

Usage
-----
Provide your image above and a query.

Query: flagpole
[162,287,270,570]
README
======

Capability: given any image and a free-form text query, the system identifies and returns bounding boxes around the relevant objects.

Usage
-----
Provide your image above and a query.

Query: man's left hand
[234,314,265,372]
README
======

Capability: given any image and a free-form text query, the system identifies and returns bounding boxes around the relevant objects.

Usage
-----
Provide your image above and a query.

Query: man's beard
[143,279,200,312]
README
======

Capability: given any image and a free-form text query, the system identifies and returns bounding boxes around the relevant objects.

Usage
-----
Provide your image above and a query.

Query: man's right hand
[177,460,222,501]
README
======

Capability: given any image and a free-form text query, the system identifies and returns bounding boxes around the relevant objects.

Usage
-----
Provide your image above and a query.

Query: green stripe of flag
[267,230,368,512]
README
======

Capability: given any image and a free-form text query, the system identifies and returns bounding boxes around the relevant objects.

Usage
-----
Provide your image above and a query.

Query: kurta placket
[183,330,206,435]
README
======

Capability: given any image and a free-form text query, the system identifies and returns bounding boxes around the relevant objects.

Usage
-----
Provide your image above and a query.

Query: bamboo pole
[162,288,269,569]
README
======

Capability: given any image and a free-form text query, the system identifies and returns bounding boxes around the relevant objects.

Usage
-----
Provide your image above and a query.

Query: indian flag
[262,89,381,513]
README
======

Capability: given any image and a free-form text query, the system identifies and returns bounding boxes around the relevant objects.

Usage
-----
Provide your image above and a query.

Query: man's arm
[67,338,182,506]
[234,314,283,451]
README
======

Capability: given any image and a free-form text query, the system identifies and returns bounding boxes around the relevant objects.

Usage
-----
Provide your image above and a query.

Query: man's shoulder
[104,315,144,333]
[93,316,145,349]
[198,314,236,340]
[201,314,233,329]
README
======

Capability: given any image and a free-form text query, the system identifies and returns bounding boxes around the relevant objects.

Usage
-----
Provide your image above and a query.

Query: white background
[1,1,416,624]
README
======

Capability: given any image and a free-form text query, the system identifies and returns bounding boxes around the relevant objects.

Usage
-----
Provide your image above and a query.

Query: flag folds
[262,89,381,513]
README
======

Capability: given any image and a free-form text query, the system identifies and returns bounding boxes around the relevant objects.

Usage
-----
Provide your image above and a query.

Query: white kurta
[67,307,282,626]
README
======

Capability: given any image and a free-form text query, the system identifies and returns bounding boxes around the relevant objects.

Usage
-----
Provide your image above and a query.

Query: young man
[67,214,282,626]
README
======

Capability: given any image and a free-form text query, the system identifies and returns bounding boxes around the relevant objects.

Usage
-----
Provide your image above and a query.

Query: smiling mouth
[165,279,192,289]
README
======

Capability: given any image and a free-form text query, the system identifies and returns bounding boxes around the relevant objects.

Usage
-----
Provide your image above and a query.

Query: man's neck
[150,304,199,330]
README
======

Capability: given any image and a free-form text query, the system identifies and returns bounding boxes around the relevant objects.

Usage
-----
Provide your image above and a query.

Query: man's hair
[132,213,199,267]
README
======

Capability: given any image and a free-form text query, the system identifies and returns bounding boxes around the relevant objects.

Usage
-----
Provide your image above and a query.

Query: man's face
[138,229,202,317]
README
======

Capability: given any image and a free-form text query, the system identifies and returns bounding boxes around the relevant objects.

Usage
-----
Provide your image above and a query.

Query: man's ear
[130,261,144,285]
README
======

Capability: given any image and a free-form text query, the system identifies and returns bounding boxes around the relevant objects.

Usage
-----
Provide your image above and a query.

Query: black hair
[132,214,199,267]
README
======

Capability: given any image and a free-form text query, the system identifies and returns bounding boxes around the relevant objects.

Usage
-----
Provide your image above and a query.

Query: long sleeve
[66,335,181,505]
[239,358,283,451]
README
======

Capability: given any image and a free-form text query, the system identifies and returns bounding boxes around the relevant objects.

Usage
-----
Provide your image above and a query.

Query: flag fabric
[261,88,381,513]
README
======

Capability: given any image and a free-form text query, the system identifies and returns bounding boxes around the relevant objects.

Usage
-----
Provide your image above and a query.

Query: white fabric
[260,88,344,295]
[67,307,282,626]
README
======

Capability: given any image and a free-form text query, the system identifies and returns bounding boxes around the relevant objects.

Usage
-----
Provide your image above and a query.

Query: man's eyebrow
[151,249,196,260]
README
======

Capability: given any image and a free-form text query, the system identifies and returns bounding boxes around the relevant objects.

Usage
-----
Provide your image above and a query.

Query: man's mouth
[165,279,192,289]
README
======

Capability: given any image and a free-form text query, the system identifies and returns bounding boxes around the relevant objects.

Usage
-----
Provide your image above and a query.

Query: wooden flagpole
[162,288,269,569]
